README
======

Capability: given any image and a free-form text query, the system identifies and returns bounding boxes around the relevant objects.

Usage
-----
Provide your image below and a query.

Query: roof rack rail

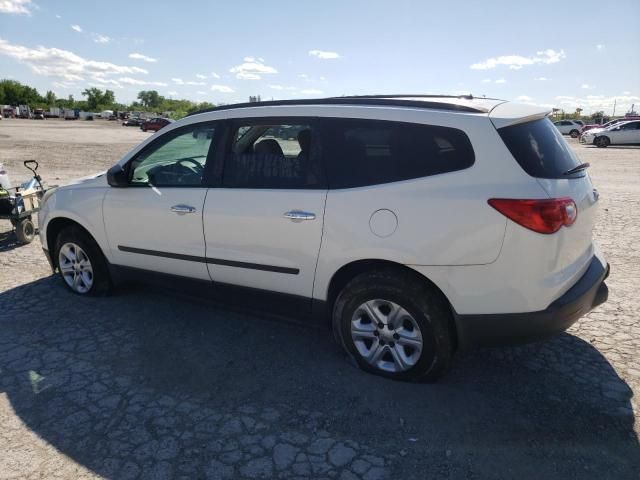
[186,96,489,117]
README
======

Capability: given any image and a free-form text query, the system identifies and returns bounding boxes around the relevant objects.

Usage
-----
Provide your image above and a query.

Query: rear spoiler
[489,102,552,129]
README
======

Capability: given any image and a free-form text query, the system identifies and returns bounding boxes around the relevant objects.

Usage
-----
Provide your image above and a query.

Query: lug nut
[379,340,385,345]
[393,333,400,340]
[373,330,379,337]
[378,322,384,329]
[389,341,395,347]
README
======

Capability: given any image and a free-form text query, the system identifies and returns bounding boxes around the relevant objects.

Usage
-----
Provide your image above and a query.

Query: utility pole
[612,99,617,117]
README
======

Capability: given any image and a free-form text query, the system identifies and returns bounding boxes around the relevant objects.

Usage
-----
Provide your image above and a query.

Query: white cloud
[309,49,341,59]
[55,14,61,19]
[129,52,157,63]
[92,34,110,44]
[623,91,631,95]
[0,0,32,15]
[596,44,605,50]
[495,78,506,84]
[230,57,277,80]
[301,89,323,95]
[171,78,204,86]
[470,49,565,70]
[119,77,167,87]
[516,95,533,102]
[196,91,206,95]
[71,24,83,33]
[554,94,640,114]
[210,84,234,93]
[196,74,207,79]
[482,78,491,83]
[581,83,593,89]
[536,77,548,81]
[211,72,220,79]
[0,38,148,81]
[167,90,178,96]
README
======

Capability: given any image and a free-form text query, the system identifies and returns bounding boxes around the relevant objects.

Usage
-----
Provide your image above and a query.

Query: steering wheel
[176,158,204,173]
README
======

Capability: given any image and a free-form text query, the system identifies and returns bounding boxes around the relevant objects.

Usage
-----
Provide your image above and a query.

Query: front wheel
[55,226,111,295]
[596,136,610,148]
[332,270,454,382]
[570,129,580,138]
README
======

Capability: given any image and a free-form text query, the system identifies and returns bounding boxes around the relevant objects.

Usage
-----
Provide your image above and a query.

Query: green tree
[103,89,115,106]
[44,90,56,106]
[137,90,163,110]
[82,87,105,110]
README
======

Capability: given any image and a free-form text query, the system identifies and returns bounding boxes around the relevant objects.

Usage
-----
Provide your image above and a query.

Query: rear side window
[498,118,582,179]
[223,122,324,189]
[322,119,474,189]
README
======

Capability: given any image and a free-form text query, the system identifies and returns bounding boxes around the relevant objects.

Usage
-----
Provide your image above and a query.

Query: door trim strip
[118,245,300,275]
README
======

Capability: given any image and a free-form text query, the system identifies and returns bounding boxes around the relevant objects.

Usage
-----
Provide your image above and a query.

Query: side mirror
[107,164,128,187]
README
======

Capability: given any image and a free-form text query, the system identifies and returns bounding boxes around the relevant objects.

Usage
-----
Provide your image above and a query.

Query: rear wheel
[15,217,35,244]
[596,136,610,148]
[332,269,454,382]
[570,129,580,138]
[55,226,111,295]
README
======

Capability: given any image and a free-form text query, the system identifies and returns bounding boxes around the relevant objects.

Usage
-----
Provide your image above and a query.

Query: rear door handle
[284,210,316,221]
[171,204,197,215]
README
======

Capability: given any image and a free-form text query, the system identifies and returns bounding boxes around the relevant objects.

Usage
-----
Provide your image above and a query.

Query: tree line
[0,79,215,119]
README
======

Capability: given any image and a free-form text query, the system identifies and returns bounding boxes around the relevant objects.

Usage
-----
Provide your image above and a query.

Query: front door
[203,119,327,299]
[103,121,219,280]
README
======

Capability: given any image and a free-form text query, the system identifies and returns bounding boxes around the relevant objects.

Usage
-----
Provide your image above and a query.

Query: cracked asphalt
[0,120,638,479]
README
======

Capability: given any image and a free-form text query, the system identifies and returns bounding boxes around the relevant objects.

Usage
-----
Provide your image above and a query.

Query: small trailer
[0,161,47,244]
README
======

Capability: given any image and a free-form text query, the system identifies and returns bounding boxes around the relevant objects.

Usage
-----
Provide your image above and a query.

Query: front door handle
[284,210,316,221]
[171,204,197,215]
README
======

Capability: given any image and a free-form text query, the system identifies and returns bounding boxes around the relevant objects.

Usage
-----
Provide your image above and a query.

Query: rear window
[498,118,582,179]
[323,119,475,189]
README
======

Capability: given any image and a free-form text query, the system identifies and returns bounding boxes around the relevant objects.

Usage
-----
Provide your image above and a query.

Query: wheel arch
[324,259,458,348]
[46,217,101,269]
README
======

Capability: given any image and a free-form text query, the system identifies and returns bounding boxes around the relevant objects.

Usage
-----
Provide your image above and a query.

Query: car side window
[223,122,325,189]
[621,122,639,130]
[322,118,475,189]
[129,123,216,187]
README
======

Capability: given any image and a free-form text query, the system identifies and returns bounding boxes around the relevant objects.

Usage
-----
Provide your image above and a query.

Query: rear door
[496,117,598,270]
[202,119,327,300]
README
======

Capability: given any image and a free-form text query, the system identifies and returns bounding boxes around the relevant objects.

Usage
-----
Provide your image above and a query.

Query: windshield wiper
[563,162,590,175]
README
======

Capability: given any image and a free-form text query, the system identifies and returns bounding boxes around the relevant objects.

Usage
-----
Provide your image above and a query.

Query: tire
[54,225,111,296]
[596,136,610,148]
[332,269,454,382]
[142,126,147,132]
[570,129,580,138]
[15,217,35,244]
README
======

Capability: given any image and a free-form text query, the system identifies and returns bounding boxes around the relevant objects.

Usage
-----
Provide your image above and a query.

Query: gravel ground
[0,119,638,480]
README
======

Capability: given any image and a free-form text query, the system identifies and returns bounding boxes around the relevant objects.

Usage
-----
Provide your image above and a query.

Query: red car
[141,117,173,132]
[581,116,640,133]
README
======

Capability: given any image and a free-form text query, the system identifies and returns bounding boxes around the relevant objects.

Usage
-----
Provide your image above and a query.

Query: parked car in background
[141,117,172,132]
[581,120,640,147]
[553,120,583,138]
[581,117,640,133]
[33,109,45,120]
[38,95,609,382]
[123,118,144,127]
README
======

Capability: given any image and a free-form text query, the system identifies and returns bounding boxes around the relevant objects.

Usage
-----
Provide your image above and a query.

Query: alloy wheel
[350,299,423,373]
[58,242,94,294]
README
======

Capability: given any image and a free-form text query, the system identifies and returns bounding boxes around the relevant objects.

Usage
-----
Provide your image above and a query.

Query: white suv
[38,95,609,382]
[553,120,583,138]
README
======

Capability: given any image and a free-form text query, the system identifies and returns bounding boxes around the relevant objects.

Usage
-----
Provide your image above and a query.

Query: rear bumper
[454,256,609,349]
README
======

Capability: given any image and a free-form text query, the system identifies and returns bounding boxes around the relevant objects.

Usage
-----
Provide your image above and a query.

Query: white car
[38,95,609,382]
[553,120,583,138]
[581,120,640,147]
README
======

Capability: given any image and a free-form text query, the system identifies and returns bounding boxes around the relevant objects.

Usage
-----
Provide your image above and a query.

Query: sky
[1,0,639,115]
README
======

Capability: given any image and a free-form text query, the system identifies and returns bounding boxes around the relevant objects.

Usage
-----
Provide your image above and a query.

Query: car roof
[187,95,507,117]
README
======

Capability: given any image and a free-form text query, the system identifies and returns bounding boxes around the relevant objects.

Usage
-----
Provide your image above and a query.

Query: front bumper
[454,256,609,349]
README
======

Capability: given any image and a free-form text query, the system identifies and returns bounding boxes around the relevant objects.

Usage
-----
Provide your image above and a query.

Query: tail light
[488,198,577,234]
